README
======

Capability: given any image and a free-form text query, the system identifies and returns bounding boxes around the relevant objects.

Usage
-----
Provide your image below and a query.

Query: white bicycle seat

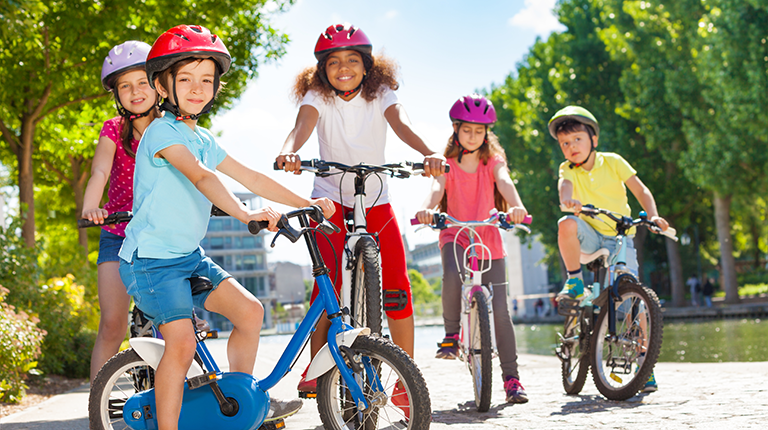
[580,248,610,265]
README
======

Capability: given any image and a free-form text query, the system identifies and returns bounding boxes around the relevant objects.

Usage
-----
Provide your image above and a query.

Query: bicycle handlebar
[560,204,678,241]
[247,205,341,246]
[411,212,532,234]
[273,159,449,178]
[77,211,133,228]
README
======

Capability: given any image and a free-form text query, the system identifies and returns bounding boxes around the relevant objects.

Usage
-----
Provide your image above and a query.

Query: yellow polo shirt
[559,152,637,236]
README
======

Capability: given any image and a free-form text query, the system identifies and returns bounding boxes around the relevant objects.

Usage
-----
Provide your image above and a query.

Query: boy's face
[558,130,596,164]
[157,59,216,116]
[115,69,157,115]
[324,50,365,94]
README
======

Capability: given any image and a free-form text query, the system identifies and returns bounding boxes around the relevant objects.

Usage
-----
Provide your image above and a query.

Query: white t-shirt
[300,87,399,207]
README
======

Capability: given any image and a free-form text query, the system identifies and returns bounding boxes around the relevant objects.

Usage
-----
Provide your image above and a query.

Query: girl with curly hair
[275,23,445,418]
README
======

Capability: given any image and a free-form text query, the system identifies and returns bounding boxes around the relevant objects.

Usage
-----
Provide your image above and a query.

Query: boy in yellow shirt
[548,106,669,392]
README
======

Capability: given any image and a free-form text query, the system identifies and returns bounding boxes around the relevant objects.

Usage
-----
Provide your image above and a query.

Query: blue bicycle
[88,206,431,430]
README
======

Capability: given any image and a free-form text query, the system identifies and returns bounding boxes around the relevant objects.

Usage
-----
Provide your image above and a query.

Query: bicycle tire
[590,278,663,400]
[89,348,153,430]
[467,290,493,412]
[317,335,431,430]
[351,237,382,335]
[559,314,590,395]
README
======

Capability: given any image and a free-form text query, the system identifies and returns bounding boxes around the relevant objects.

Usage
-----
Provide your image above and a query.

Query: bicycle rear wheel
[590,278,663,400]
[466,290,493,412]
[351,237,382,335]
[317,335,431,429]
[559,313,590,395]
[89,348,153,430]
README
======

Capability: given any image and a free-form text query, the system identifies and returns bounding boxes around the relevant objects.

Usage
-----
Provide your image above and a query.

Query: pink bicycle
[413,211,531,411]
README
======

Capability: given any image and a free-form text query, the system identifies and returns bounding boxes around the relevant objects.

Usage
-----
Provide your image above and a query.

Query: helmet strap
[454,130,487,163]
[333,73,366,98]
[115,97,155,121]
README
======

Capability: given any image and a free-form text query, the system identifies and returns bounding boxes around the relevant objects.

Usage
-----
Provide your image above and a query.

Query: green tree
[408,269,437,304]
[0,0,293,247]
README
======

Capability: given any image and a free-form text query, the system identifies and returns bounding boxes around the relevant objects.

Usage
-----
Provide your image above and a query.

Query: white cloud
[508,0,566,36]
[385,10,399,19]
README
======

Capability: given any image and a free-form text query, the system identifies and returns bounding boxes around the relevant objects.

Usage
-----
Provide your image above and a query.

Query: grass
[713,283,768,297]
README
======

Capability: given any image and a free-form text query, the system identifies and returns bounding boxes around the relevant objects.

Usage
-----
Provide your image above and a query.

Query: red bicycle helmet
[146,24,231,90]
[314,23,372,62]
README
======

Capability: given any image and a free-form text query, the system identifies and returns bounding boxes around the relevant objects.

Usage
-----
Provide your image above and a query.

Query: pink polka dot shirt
[100,117,138,238]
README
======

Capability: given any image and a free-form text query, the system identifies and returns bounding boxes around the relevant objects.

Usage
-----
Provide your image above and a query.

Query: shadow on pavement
[431,400,525,424]
[551,392,651,416]
[1,417,89,430]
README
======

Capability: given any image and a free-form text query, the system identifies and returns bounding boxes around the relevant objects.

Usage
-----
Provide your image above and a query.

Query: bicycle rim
[89,349,153,430]
[591,282,663,400]
[560,315,590,395]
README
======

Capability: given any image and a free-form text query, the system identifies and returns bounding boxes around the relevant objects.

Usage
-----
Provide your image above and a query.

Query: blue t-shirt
[119,112,227,262]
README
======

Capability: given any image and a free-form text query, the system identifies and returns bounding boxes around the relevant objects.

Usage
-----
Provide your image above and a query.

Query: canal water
[260,318,768,363]
[414,318,768,363]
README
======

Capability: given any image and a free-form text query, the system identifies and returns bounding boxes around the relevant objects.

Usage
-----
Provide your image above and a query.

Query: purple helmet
[101,41,152,91]
[449,93,497,125]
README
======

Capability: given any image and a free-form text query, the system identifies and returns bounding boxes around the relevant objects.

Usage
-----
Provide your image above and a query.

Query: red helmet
[146,25,231,89]
[314,23,372,62]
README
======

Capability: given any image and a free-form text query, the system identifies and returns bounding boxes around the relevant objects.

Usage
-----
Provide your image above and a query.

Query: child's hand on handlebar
[309,198,336,219]
[248,207,281,232]
[506,206,529,225]
[560,198,582,213]
[414,209,435,225]
[650,216,669,232]
[275,153,303,175]
[82,207,109,225]
[422,153,447,178]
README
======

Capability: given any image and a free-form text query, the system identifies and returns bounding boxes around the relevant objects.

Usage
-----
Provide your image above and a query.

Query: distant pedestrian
[535,298,544,317]
[512,298,519,317]
[686,275,700,307]
[702,278,715,308]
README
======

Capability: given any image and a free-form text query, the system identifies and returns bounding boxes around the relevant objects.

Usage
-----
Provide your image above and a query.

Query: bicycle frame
[457,227,498,358]
[121,209,381,430]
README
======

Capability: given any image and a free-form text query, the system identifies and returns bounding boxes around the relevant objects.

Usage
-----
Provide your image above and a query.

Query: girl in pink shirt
[415,94,530,404]
[81,41,161,381]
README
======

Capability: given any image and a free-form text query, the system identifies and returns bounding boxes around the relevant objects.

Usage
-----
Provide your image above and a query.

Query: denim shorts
[559,215,638,273]
[97,229,124,264]
[118,247,231,326]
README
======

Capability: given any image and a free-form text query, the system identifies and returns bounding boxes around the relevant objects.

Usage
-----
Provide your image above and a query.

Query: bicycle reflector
[383,290,408,311]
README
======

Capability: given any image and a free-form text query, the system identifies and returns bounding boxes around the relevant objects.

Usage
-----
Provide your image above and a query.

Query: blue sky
[211,0,565,264]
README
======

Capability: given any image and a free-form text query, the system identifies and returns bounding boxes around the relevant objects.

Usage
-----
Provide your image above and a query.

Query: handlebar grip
[78,211,132,228]
[274,159,315,170]
[248,220,271,235]
[77,218,97,228]
[522,215,533,225]
[412,163,450,173]
[410,217,420,226]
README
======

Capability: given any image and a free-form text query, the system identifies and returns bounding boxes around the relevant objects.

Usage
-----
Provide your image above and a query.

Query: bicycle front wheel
[590,279,663,400]
[89,348,154,430]
[559,313,590,395]
[351,237,382,335]
[316,335,431,430]
[467,290,493,412]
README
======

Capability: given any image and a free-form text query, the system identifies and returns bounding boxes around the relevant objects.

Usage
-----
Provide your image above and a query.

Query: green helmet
[548,106,600,140]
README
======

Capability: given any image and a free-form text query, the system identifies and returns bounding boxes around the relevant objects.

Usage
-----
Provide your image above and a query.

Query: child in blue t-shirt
[117,25,334,430]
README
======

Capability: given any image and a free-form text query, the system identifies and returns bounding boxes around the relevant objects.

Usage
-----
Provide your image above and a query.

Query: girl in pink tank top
[414,94,531,404]
[81,41,161,382]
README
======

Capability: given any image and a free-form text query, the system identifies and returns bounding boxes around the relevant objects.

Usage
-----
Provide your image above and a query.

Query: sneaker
[557,278,585,301]
[504,376,529,404]
[297,363,317,394]
[435,334,460,360]
[390,379,410,421]
[264,397,303,422]
[642,372,658,393]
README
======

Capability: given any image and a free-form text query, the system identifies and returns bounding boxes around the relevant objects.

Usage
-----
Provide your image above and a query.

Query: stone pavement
[2,337,767,429]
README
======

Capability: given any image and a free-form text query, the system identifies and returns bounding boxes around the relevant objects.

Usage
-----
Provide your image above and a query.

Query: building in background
[197,193,273,330]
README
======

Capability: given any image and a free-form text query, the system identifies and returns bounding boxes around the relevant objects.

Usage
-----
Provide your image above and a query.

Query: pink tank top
[439,154,507,260]
[99,117,138,238]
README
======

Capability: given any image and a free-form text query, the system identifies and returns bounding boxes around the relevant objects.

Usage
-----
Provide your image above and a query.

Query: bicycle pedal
[260,419,286,430]
[558,298,581,317]
[186,371,219,390]
[206,330,218,339]
[298,391,317,399]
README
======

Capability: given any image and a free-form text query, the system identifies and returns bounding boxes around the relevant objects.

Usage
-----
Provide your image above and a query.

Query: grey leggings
[441,245,520,380]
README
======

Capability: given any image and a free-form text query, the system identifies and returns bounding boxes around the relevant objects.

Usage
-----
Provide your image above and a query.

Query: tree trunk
[666,236,685,307]
[713,192,740,304]
[71,156,90,254]
[633,227,648,285]
[18,118,36,248]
